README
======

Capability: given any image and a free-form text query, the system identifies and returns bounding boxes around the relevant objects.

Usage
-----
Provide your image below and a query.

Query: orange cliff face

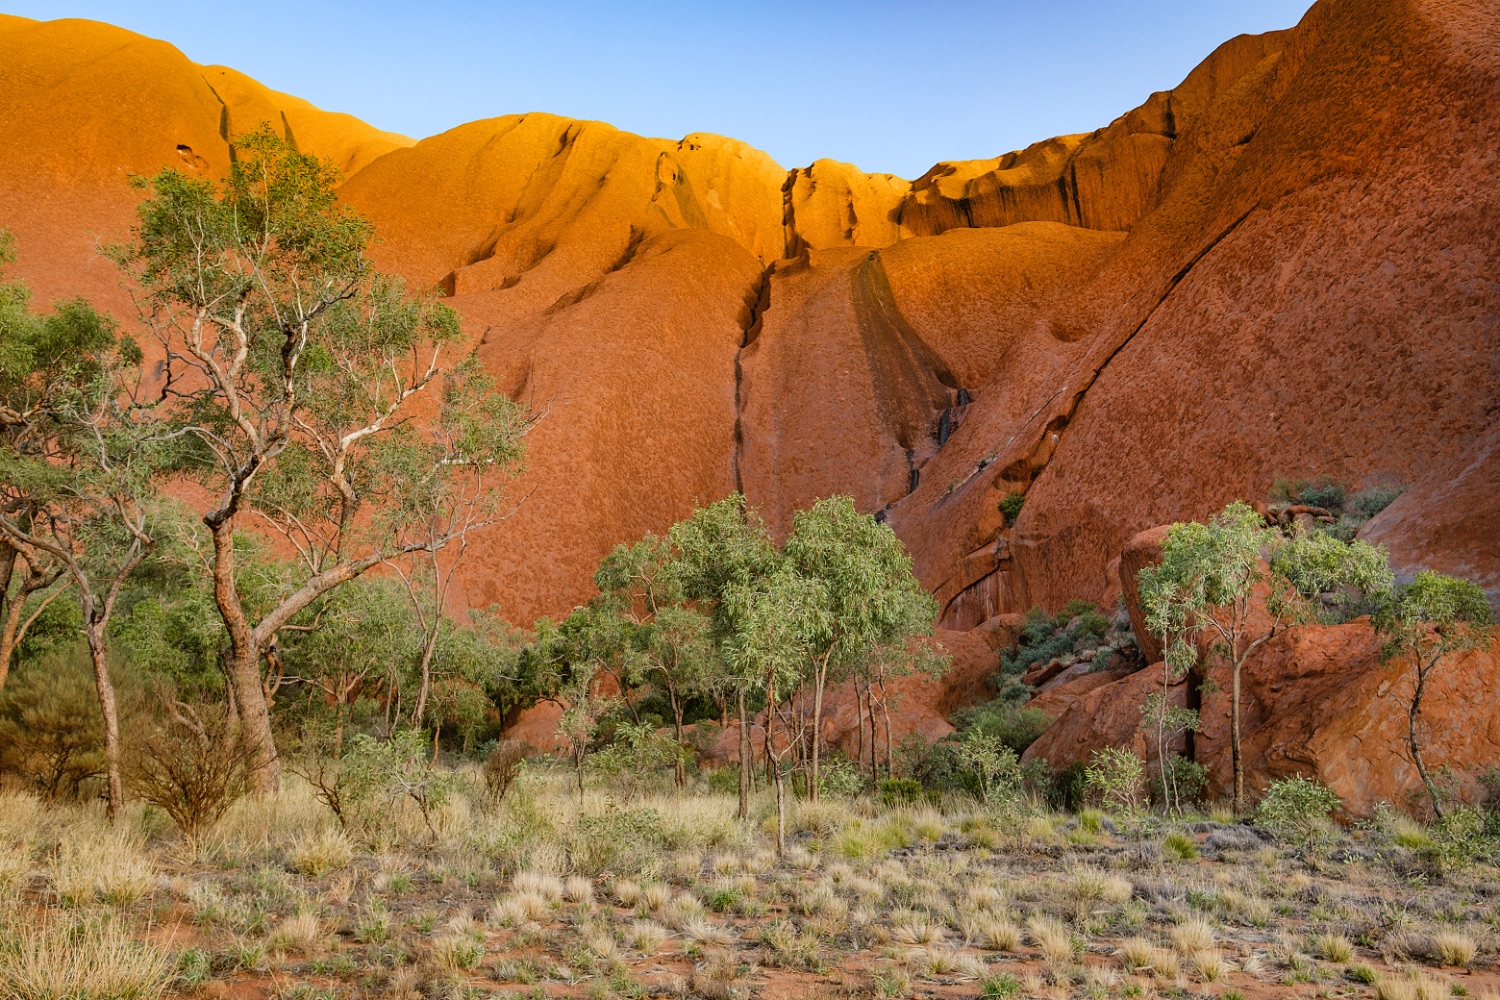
[0,14,411,313]
[1,0,1497,632]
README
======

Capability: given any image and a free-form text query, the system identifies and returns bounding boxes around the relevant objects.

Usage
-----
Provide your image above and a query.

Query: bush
[997,492,1025,527]
[483,740,529,803]
[1426,805,1491,871]
[955,730,1024,808]
[1296,480,1347,510]
[568,807,665,875]
[955,701,1054,755]
[1351,484,1404,518]
[1255,774,1341,845]
[589,721,680,801]
[1047,762,1089,812]
[343,730,460,837]
[0,650,105,800]
[1150,755,1209,807]
[817,756,865,799]
[125,698,248,843]
[879,779,924,807]
[1084,747,1144,813]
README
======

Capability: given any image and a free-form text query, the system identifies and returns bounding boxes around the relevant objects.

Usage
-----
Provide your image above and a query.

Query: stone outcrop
[2,3,1498,761]
[1026,623,1500,818]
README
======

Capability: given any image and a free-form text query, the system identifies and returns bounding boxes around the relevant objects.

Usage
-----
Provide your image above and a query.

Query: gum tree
[1373,571,1495,817]
[594,534,715,789]
[0,235,162,817]
[1143,501,1391,809]
[113,127,526,791]
[669,495,780,820]
[784,495,938,801]
[721,561,829,853]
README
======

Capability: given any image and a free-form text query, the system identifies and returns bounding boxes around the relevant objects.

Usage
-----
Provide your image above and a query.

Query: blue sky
[7,1,1315,178]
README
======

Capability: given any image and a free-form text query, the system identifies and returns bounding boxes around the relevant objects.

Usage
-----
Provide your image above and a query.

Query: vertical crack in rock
[933,205,1259,626]
[732,266,773,496]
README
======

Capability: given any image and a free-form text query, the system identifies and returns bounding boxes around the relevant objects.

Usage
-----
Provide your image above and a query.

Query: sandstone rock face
[3,3,1498,763]
[886,0,1500,632]
[0,15,410,313]
[1360,424,1500,613]
[1028,627,1500,818]
[1119,526,1173,663]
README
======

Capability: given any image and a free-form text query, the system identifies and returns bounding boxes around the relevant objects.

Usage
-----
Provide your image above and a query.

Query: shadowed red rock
[1027,627,1500,818]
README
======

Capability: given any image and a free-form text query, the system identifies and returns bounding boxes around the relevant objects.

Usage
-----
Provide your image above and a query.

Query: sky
[6,1,1316,179]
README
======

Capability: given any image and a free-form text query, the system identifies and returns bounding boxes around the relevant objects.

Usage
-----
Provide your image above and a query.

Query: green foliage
[1350,484,1403,517]
[568,808,666,876]
[1425,805,1492,871]
[1000,602,1122,678]
[878,778,924,807]
[955,701,1054,755]
[590,720,680,800]
[1084,747,1145,814]
[1138,500,1393,805]
[1373,570,1495,817]
[1296,480,1347,510]
[109,128,527,783]
[1163,830,1199,860]
[817,756,866,798]
[1255,774,1341,845]
[1150,755,1209,807]
[954,730,1024,807]
[981,972,1022,998]
[342,730,460,836]
[996,491,1025,528]
[0,649,105,798]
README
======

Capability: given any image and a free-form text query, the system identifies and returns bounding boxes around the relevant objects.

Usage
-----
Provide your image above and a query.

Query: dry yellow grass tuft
[0,918,174,1000]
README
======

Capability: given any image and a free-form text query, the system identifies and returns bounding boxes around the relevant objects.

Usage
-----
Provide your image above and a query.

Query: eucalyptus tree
[1142,501,1392,809]
[784,495,938,800]
[594,533,715,789]
[721,562,830,852]
[112,126,527,791]
[0,234,163,818]
[1373,571,1494,817]
[669,494,780,819]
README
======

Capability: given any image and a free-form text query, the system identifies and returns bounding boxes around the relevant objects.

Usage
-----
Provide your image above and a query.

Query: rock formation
[2,1,1497,786]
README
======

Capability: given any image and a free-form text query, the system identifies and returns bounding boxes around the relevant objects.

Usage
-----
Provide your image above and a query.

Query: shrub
[955,731,1024,808]
[1426,805,1490,871]
[568,808,665,876]
[589,721,679,801]
[125,698,247,843]
[1085,747,1145,813]
[483,740,529,803]
[1151,755,1209,807]
[342,730,459,837]
[1351,484,1404,518]
[817,756,865,798]
[879,779,924,807]
[1255,774,1341,845]
[957,701,1054,755]
[997,492,1025,527]
[1297,480,1347,510]
[0,650,106,799]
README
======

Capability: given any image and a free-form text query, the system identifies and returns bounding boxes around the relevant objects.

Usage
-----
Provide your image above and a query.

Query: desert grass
[0,917,174,1000]
[0,766,1495,1000]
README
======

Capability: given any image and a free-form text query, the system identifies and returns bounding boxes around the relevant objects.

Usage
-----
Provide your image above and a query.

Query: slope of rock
[0,14,409,310]
[2,3,1497,772]
[887,0,1500,629]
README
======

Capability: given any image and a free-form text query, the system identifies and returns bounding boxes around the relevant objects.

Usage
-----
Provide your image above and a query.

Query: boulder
[1023,622,1500,818]
[1118,525,1172,662]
